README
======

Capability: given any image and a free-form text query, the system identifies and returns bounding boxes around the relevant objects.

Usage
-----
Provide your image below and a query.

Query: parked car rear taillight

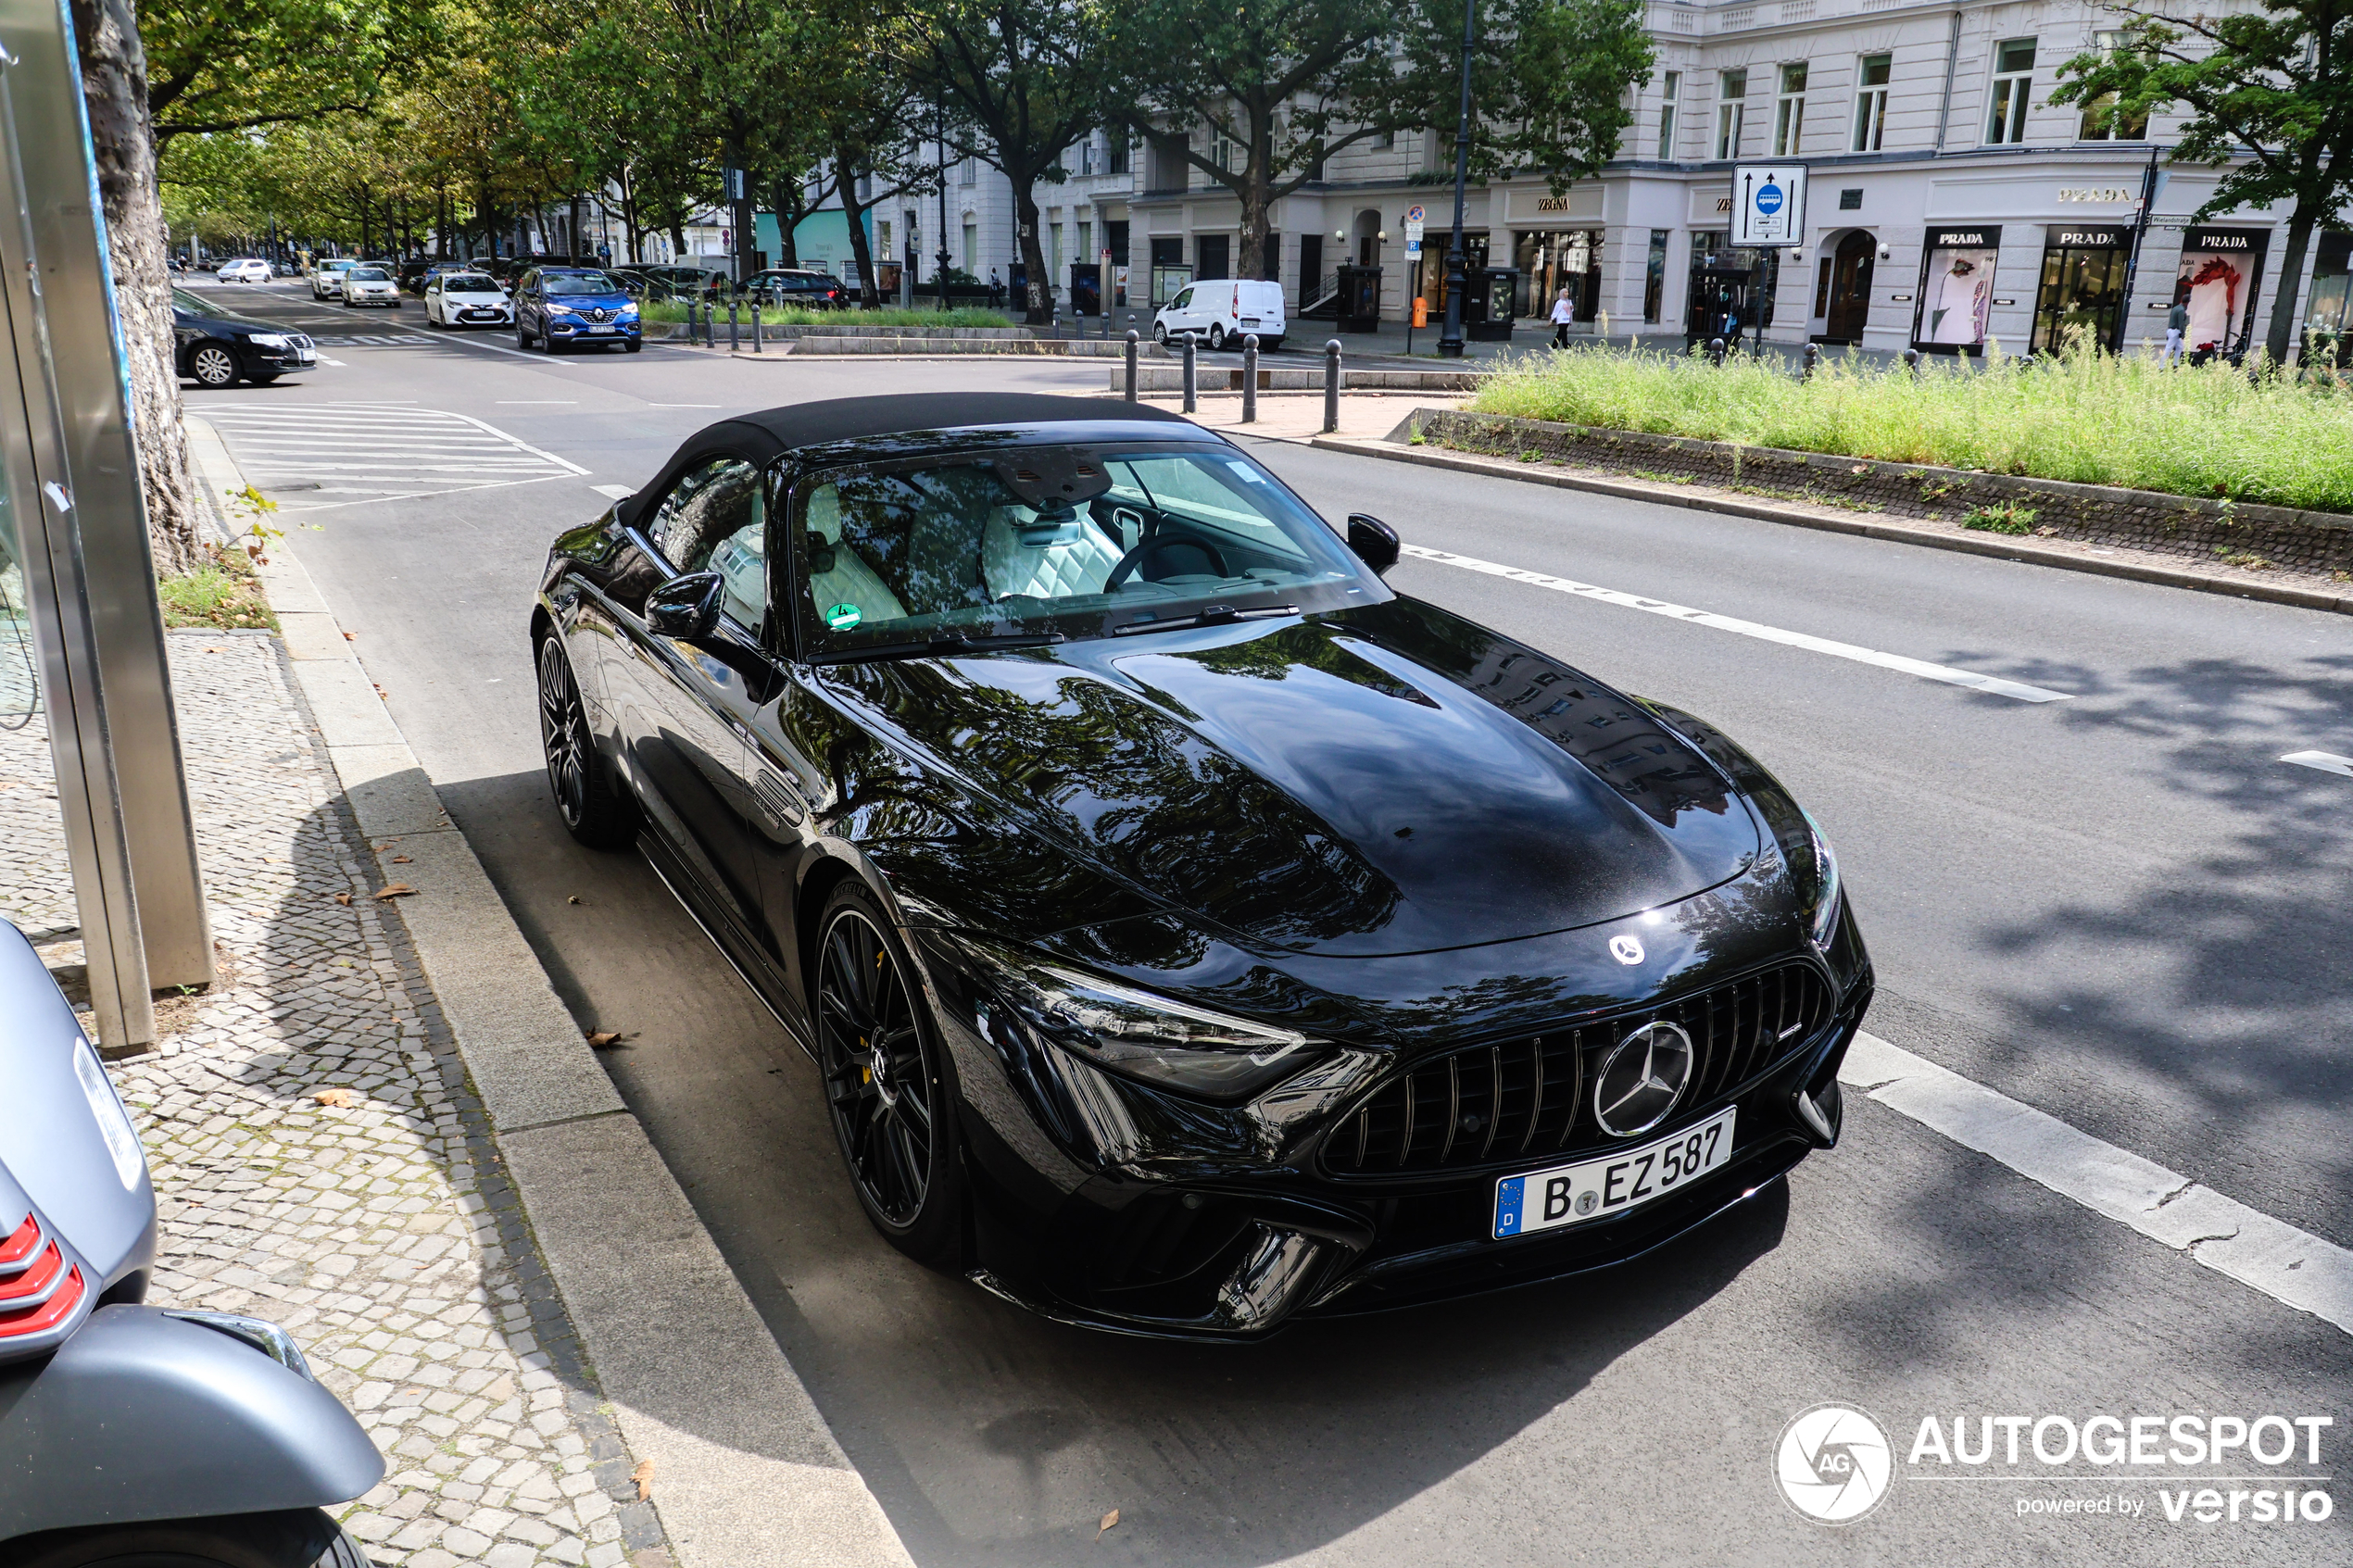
[0,1209,86,1338]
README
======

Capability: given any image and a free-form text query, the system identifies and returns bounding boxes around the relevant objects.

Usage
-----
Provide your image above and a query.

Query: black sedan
[530,394,1870,1338]
[170,288,315,388]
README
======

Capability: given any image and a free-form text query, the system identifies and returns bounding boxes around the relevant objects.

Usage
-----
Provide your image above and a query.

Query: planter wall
[1407,408,2353,580]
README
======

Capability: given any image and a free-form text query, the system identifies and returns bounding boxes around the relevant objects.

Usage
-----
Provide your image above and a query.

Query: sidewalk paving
[0,632,670,1568]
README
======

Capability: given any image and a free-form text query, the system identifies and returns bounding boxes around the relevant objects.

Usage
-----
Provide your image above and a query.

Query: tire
[624,340,642,353]
[518,326,534,350]
[812,883,965,1269]
[8,1507,358,1568]
[187,343,239,388]
[1208,322,1227,350]
[1152,321,1168,345]
[536,634,637,849]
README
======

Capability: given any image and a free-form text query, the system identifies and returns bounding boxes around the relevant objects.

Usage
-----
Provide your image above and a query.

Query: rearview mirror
[1346,514,1401,577]
[646,571,724,639]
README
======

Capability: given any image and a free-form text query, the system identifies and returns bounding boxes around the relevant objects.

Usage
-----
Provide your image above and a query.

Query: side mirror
[1346,513,1401,577]
[646,571,724,639]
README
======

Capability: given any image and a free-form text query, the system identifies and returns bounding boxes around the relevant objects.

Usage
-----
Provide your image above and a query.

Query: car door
[423,276,442,322]
[515,270,541,336]
[610,457,773,936]
[1166,286,1195,333]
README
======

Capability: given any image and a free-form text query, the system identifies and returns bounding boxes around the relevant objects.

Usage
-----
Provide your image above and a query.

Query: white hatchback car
[215,257,273,283]
[309,259,357,299]
[1152,278,1287,351]
[424,271,512,329]
[339,266,402,307]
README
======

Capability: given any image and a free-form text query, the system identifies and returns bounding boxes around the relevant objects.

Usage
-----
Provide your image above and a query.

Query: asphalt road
[182,279,2353,1567]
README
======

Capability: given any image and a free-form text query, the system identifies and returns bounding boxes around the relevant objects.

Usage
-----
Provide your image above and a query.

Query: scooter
[0,922,383,1566]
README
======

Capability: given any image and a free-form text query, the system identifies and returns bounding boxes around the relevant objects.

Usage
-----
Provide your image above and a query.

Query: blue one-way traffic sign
[1731,163,1807,247]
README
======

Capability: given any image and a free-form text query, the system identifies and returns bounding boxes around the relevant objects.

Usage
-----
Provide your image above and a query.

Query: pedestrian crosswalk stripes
[203,402,587,511]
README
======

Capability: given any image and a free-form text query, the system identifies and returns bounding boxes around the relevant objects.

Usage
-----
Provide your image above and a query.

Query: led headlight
[547,302,578,316]
[1800,808,1843,951]
[247,332,291,348]
[974,946,1321,1102]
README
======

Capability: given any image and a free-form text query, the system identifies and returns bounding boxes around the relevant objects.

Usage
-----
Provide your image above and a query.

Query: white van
[1152,278,1285,351]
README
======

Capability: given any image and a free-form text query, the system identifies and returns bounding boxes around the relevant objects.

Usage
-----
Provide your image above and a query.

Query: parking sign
[1730,163,1807,247]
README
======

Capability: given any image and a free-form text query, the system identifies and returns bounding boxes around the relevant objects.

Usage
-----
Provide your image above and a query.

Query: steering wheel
[1103,534,1230,592]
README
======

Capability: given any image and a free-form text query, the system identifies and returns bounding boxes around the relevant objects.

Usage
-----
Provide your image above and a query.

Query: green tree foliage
[912,0,1114,322]
[2054,3,2353,363]
[141,0,447,142]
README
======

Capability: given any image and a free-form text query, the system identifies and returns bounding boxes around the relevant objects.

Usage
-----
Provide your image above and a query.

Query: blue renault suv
[513,267,642,355]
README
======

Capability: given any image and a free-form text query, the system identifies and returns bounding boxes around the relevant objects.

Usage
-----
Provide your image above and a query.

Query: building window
[1077,220,1091,263]
[1211,127,1239,172]
[959,157,976,187]
[1659,70,1680,157]
[1986,38,2035,144]
[1853,53,1891,151]
[1050,222,1063,277]
[1717,69,1747,159]
[1774,63,1807,155]
[2077,33,2147,140]
[963,220,976,270]
[1108,127,1130,176]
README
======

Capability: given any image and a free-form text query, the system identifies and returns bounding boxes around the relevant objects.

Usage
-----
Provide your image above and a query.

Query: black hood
[823,599,1762,958]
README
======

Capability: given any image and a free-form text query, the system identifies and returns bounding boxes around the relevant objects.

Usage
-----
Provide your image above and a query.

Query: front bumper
[545,315,641,342]
[245,338,315,371]
[921,922,1873,1341]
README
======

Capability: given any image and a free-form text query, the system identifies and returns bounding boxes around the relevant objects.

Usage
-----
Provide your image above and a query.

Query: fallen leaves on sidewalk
[632,1459,654,1500]
[585,1029,632,1049]
[1098,1509,1119,1538]
[313,1088,357,1108]
[372,884,417,900]
[390,854,409,863]
[330,892,352,905]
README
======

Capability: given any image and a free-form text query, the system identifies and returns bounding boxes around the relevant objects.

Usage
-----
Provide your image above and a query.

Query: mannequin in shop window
[2182,256,2242,353]
[1928,255,1990,345]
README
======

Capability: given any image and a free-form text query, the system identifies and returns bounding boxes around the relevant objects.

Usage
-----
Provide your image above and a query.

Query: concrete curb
[1312,430,2353,618]
[182,416,917,1568]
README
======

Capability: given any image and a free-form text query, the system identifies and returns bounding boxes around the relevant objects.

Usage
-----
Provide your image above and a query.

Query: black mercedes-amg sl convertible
[531,393,1871,1338]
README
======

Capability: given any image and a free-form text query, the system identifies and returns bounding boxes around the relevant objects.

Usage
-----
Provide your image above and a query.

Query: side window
[1172,287,1193,309]
[648,458,766,627]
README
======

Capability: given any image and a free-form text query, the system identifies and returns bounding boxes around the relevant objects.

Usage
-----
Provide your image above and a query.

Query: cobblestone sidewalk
[0,630,670,1568]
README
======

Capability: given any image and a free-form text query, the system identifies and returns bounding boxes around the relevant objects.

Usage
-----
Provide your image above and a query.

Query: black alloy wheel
[813,886,963,1264]
[187,344,239,388]
[8,1506,367,1568]
[535,636,635,848]
[517,325,534,350]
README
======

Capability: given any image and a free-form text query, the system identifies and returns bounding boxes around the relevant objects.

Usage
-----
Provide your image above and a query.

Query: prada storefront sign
[2046,225,2129,250]
[1915,225,2002,351]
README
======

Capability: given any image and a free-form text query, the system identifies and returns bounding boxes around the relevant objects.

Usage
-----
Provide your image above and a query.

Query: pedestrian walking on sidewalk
[2162,298,2189,365]
[988,269,1005,309]
[1551,286,1576,349]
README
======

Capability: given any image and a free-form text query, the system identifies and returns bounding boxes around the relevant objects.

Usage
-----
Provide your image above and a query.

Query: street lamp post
[936,94,953,312]
[1438,0,1478,358]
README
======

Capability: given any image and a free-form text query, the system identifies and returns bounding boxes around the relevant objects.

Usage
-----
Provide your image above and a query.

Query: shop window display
[1913,226,2000,350]
[2171,227,2268,358]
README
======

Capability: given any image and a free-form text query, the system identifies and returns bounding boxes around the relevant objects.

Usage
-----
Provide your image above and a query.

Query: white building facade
[815,0,2353,356]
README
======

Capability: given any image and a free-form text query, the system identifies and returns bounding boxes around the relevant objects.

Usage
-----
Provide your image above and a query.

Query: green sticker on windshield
[824,602,862,631]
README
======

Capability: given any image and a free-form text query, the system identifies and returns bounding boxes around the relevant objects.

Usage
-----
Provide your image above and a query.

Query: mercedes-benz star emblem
[1608,935,1644,965]
[1592,1021,1693,1137]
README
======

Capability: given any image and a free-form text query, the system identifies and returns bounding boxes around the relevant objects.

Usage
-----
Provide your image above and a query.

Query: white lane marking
[2281,750,2353,777]
[1841,1033,2353,1335]
[590,483,635,499]
[203,402,588,510]
[1402,544,2073,704]
[497,399,579,404]
[648,403,721,408]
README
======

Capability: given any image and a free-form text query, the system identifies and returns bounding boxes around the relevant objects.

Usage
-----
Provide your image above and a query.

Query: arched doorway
[1821,230,1875,344]
[1354,209,1383,267]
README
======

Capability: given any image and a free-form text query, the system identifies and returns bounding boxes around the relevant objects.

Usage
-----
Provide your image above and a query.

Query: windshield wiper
[810,630,1066,666]
[1111,603,1298,636]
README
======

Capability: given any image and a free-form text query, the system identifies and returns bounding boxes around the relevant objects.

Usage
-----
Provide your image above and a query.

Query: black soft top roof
[614,394,1205,530]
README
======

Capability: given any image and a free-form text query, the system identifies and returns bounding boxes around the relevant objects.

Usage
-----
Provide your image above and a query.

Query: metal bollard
[1801,343,1818,381]
[685,299,698,345]
[1903,346,1920,378]
[1182,333,1198,413]
[1124,330,1139,403]
[1324,339,1342,433]
[750,300,762,353]
[727,300,739,353]
[1709,336,1726,367]
[1241,334,1259,423]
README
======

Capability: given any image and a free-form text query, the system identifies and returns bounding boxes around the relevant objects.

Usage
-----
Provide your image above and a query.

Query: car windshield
[544,271,622,295]
[171,288,207,313]
[444,275,498,292]
[347,268,390,282]
[793,442,1387,653]
[320,260,353,271]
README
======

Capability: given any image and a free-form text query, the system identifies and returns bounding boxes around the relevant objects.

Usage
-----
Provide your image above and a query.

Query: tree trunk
[2265,200,2319,367]
[69,0,201,576]
[1235,100,1278,282]
[1013,180,1050,324]
[835,151,880,307]
[770,178,802,269]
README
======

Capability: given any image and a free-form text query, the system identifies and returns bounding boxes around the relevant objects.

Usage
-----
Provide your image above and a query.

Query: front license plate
[1492,1107,1736,1239]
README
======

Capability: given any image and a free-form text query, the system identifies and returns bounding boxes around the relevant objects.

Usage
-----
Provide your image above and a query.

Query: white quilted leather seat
[805,485,908,624]
[981,507,1123,603]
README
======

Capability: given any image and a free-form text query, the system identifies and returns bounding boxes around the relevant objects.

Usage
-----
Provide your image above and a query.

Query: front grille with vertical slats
[1322,962,1832,1177]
